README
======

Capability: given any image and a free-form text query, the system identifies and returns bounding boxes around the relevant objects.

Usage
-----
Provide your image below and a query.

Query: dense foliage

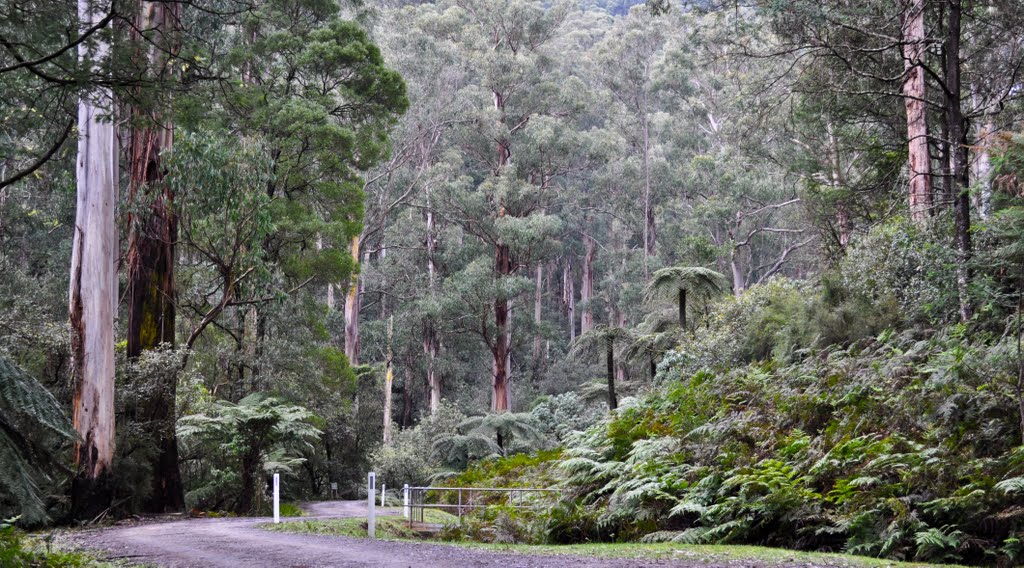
[2,0,1024,565]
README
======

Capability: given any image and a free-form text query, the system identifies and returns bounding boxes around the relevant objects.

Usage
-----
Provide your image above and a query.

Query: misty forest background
[4,0,1024,564]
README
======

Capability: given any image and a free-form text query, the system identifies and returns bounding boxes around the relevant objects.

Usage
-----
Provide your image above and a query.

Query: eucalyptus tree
[755,0,1024,321]
[123,0,185,513]
[361,11,470,415]
[591,6,672,276]
[424,0,574,412]
[69,0,118,518]
[176,0,407,389]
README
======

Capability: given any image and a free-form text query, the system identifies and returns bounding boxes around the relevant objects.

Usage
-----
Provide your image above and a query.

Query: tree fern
[0,355,75,525]
[431,413,544,469]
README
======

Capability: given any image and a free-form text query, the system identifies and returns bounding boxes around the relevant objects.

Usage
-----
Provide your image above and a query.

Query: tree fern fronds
[995,477,1024,494]
[0,354,75,525]
[642,266,726,304]
[672,526,713,544]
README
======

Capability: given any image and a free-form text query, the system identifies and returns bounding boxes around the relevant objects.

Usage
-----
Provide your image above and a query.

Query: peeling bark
[344,236,362,365]
[70,0,117,518]
[125,0,184,514]
[898,0,933,224]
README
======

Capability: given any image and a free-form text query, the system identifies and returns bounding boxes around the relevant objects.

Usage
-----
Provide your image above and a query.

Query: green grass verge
[261,515,962,568]
[433,541,965,568]
[262,508,455,540]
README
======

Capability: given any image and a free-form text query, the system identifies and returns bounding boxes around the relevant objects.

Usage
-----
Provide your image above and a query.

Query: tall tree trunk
[344,236,362,365]
[580,233,596,334]
[641,113,654,277]
[944,0,973,322]
[401,367,413,427]
[124,0,184,515]
[533,264,542,359]
[424,191,441,415]
[70,0,117,518]
[491,87,513,413]
[972,117,994,220]
[899,0,934,224]
[383,316,394,444]
[730,247,745,297]
[605,338,617,411]
[492,243,512,412]
[827,123,852,250]
[424,322,441,415]
[565,258,576,342]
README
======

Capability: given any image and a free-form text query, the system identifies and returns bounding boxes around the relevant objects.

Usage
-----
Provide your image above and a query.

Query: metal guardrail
[403,485,558,526]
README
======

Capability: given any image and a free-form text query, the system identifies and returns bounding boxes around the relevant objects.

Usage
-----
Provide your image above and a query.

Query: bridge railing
[403,485,559,525]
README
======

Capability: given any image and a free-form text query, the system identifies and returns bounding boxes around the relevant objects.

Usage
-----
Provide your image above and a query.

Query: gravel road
[69,501,739,567]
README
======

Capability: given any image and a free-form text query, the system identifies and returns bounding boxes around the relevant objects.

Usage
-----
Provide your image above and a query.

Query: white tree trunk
[343,236,362,365]
[580,233,596,334]
[71,0,117,481]
[382,316,394,444]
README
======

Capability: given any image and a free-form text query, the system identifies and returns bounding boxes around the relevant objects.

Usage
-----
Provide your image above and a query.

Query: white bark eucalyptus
[70,0,118,515]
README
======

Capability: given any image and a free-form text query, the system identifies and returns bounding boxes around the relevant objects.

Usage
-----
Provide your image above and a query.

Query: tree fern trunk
[606,339,617,411]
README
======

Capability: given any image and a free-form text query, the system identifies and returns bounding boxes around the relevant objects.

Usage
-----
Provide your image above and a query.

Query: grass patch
[428,541,964,568]
[262,509,456,540]
[261,514,960,568]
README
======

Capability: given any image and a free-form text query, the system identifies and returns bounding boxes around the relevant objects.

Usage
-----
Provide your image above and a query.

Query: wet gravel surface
[69,501,762,567]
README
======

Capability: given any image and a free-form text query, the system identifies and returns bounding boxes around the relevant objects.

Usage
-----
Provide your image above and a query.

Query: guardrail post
[403,484,410,519]
[367,471,376,539]
[273,473,280,524]
[381,483,386,507]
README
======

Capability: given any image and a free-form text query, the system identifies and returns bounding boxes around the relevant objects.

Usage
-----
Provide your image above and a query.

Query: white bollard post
[381,483,386,507]
[367,471,376,539]
[273,473,280,524]
[403,484,410,519]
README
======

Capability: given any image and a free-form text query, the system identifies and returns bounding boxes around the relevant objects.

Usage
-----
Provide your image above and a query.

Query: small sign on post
[367,471,376,539]
[330,482,338,499]
[273,473,280,524]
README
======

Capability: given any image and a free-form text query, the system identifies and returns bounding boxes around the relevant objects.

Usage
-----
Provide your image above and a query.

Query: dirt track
[70,500,736,567]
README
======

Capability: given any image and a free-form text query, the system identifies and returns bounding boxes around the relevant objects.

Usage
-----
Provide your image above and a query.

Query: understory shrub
[534,326,1024,564]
